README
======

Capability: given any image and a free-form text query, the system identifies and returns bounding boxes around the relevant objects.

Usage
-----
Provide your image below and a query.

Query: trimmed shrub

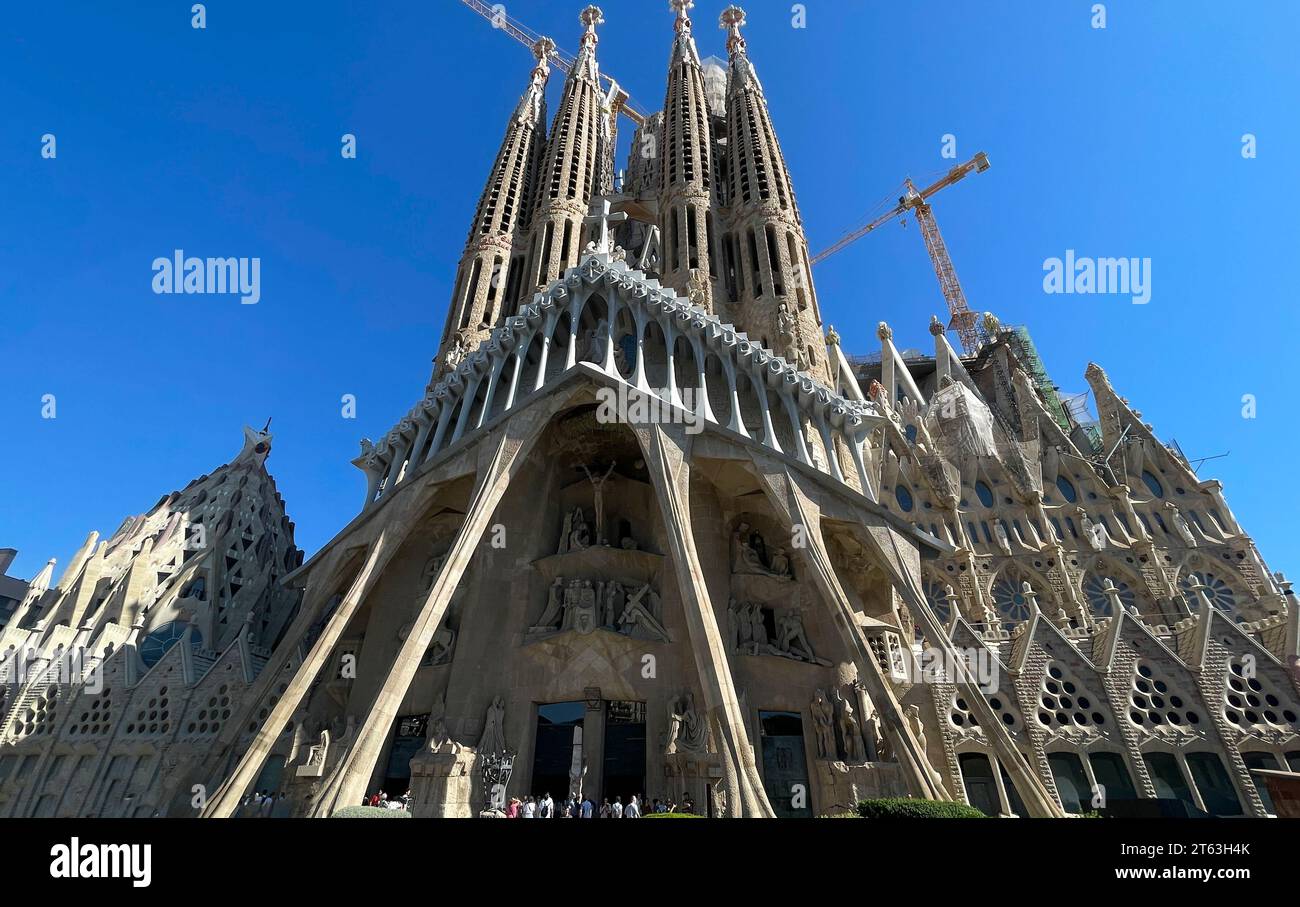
[330,805,412,818]
[855,798,985,819]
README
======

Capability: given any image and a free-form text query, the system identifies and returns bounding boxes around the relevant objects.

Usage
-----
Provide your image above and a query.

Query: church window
[1047,752,1092,814]
[140,621,201,669]
[706,211,718,278]
[687,206,700,270]
[1088,752,1137,802]
[974,480,994,508]
[1036,661,1106,730]
[1178,572,1238,617]
[1055,476,1077,503]
[765,224,784,296]
[1083,573,1135,618]
[560,221,573,264]
[1128,660,1200,728]
[895,484,914,512]
[1185,752,1243,816]
[1143,752,1198,812]
[1141,470,1164,498]
[747,228,763,296]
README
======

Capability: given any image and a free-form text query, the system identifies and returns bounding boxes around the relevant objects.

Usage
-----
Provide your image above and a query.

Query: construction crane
[460,0,647,126]
[811,151,990,354]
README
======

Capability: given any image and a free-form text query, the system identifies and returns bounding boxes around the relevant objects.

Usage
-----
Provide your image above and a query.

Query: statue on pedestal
[478,696,507,755]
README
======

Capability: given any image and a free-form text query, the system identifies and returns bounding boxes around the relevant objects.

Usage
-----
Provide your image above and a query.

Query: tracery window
[1037,661,1106,730]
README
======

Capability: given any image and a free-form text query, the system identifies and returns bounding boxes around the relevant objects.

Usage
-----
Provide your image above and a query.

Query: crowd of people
[504,792,695,818]
[238,790,290,817]
[363,789,412,811]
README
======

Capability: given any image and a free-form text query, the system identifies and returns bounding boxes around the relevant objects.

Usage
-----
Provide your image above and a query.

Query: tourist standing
[625,795,641,818]
[611,796,624,818]
[581,797,594,819]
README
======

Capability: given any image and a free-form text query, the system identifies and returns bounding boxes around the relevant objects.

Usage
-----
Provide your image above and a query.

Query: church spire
[434,39,553,383]
[657,0,719,312]
[718,5,827,382]
[521,6,614,296]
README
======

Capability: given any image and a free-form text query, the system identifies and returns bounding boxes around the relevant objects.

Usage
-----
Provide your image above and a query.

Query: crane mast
[812,151,990,355]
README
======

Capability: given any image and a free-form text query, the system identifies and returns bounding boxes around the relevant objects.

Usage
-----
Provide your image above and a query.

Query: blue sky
[2,1,1296,582]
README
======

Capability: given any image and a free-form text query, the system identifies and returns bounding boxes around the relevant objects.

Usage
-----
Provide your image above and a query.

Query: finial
[719,5,747,56]
[825,324,840,347]
[981,311,1001,335]
[1020,580,1041,615]
[876,321,893,342]
[532,36,555,62]
[261,417,272,433]
[671,0,694,33]
[928,315,945,336]
[580,5,604,45]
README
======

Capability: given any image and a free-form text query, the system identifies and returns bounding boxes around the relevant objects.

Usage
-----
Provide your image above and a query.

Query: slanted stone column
[847,505,1067,818]
[749,455,946,802]
[308,392,570,816]
[200,492,428,818]
[631,422,775,817]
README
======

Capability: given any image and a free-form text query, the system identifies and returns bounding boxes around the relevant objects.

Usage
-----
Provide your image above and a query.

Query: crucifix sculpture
[577,461,617,546]
[583,198,627,256]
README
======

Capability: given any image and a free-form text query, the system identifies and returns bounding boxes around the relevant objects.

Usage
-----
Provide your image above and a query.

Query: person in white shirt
[611,796,624,818]
[522,797,536,818]
[625,795,641,818]
[540,793,554,818]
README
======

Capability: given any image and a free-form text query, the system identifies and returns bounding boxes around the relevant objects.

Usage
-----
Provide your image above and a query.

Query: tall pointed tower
[434,38,553,383]
[718,6,828,382]
[523,6,614,294]
[656,0,720,311]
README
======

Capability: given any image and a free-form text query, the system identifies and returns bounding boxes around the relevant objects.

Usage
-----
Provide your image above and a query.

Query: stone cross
[584,198,627,255]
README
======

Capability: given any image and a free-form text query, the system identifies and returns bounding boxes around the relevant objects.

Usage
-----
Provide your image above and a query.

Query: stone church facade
[2,3,1294,818]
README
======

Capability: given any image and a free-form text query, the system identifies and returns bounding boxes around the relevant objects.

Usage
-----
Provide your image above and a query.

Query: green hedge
[854,798,985,819]
[330,805,412,818]
[642,812,705,819]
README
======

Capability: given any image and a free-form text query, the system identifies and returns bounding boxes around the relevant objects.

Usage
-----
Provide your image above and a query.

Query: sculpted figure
[603,581,624,628]
[569,507,591,550]
[769,548,791,578]
[777,611,815,662]
[618,584,670,642]
[307,729,330,767]
[731,522,767,574]
[837,689,865,763]
[749,604,769,652]
[666,692,707,755]
[478,696,507,755]
[533,577,565,630]
[1166,502,1198,547]
[811,689,836,759]
[993,521,1013,556]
